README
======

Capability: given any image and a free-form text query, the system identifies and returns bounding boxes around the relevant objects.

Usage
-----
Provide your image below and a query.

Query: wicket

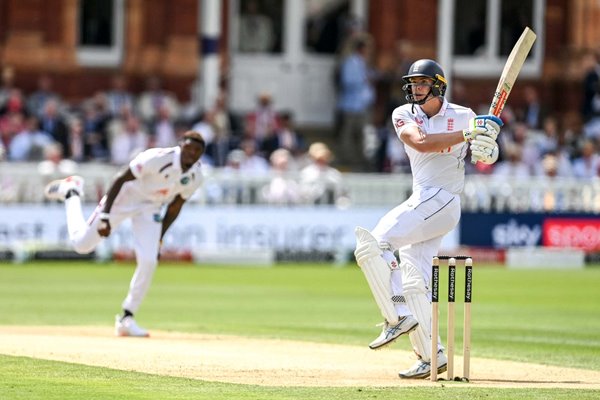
[430,255,472,382]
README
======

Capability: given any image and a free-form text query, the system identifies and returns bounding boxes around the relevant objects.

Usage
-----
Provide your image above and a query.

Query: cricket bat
[489,27,537,117]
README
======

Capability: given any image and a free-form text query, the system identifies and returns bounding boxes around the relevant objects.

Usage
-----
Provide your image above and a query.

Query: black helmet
[402,59,447,105]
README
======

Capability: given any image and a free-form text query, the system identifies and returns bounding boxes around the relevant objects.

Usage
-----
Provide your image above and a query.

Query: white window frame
[441,0,545,79]
[76,0,125,67]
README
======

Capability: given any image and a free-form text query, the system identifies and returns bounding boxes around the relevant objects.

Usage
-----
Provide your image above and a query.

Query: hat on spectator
[308,142,332,163]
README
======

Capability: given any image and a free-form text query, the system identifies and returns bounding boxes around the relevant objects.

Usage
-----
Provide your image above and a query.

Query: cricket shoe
[368,315,419,350]
[115,315,150,337]
[44,175,84,202]
[398,349,448,379]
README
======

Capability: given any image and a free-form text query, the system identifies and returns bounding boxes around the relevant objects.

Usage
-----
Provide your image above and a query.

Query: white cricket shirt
[112,146,203,211]
[391,98,475,194]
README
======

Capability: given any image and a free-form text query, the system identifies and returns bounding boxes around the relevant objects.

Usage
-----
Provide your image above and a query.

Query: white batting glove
[463,115,503,142]
[462,125,487,142]
[470,134,499,165]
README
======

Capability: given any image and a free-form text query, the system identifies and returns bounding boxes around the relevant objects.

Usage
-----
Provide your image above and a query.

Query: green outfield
[1,261,599,399]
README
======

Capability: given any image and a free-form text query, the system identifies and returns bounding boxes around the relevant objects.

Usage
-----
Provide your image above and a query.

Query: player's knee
[71,240,96,254]
[402,264,428,295]
[354,227,381,263]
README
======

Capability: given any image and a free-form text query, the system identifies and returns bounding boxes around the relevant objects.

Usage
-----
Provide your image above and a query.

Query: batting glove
[470,134,499,165]
[463,115,503,142]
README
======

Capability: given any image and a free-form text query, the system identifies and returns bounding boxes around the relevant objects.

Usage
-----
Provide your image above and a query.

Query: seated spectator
[220,149,248,204]
[521,85,546,130]
[81,99,111,162]
[8,115,53,161]
[499,121,540,174]
[196,91,241,167]
[151,104,177,148]
[39,98,70,158]
[27,74,60,118]
[239,138,270,176]
[561,111,586,156]
[110,114,149,165]
[534,116,560,155]
[261,111,304,160]
[492,144,531,179]
[262,148,302,205]
[105,74,135,117]
[244,92,280,144]
[0,88,26,116]
[573,139,600,179]
[223,149,245,174]
[300,142,348,206]
[37,142,78,179]
[137,75,180,125]
[536,154,570,212]
[0,104,24,143]
[67,117,86,162]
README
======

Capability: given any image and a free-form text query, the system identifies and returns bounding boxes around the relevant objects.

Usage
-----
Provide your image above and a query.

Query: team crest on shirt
[415,116,424,126]
[447,118,454,131]
[395,119,404,129]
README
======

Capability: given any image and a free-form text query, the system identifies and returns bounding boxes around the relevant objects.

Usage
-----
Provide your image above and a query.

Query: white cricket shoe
[44,175,84,201]
[368,315,419,350]
[398,350,448,379]
[115,315,150,337]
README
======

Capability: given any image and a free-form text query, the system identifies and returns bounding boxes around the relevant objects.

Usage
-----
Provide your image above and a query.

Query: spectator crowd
[1,46,599,202]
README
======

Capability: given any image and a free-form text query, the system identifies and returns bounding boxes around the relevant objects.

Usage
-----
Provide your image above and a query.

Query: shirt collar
[438,98,449,116]
[416,97,449,118]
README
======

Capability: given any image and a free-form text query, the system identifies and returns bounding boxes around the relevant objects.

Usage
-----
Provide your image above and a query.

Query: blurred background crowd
[1,0,600,211]
[1,45,599,182]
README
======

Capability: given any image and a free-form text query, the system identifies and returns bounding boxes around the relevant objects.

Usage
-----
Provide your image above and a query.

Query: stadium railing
[1,162,599,213]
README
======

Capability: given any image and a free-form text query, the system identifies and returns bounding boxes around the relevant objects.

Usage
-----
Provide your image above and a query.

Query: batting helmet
[402,59,447,105]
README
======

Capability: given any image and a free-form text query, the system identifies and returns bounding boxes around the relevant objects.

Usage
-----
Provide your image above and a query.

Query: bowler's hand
[97,213,112,237]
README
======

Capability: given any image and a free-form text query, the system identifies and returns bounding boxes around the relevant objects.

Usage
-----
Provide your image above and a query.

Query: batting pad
[354,227,398,325]
[402,263,435,362]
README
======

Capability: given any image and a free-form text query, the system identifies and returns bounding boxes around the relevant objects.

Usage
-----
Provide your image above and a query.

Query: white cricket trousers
[371,186,461,287]
[63,195,162,313]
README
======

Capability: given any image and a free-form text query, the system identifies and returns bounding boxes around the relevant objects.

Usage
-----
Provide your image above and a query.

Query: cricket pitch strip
[1,326,599,389]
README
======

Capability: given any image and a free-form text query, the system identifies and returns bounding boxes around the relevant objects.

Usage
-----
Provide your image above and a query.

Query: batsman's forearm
[402,128,465,153]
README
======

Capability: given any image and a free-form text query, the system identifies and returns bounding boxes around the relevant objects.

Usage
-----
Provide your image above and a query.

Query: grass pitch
[0,261,599,399]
